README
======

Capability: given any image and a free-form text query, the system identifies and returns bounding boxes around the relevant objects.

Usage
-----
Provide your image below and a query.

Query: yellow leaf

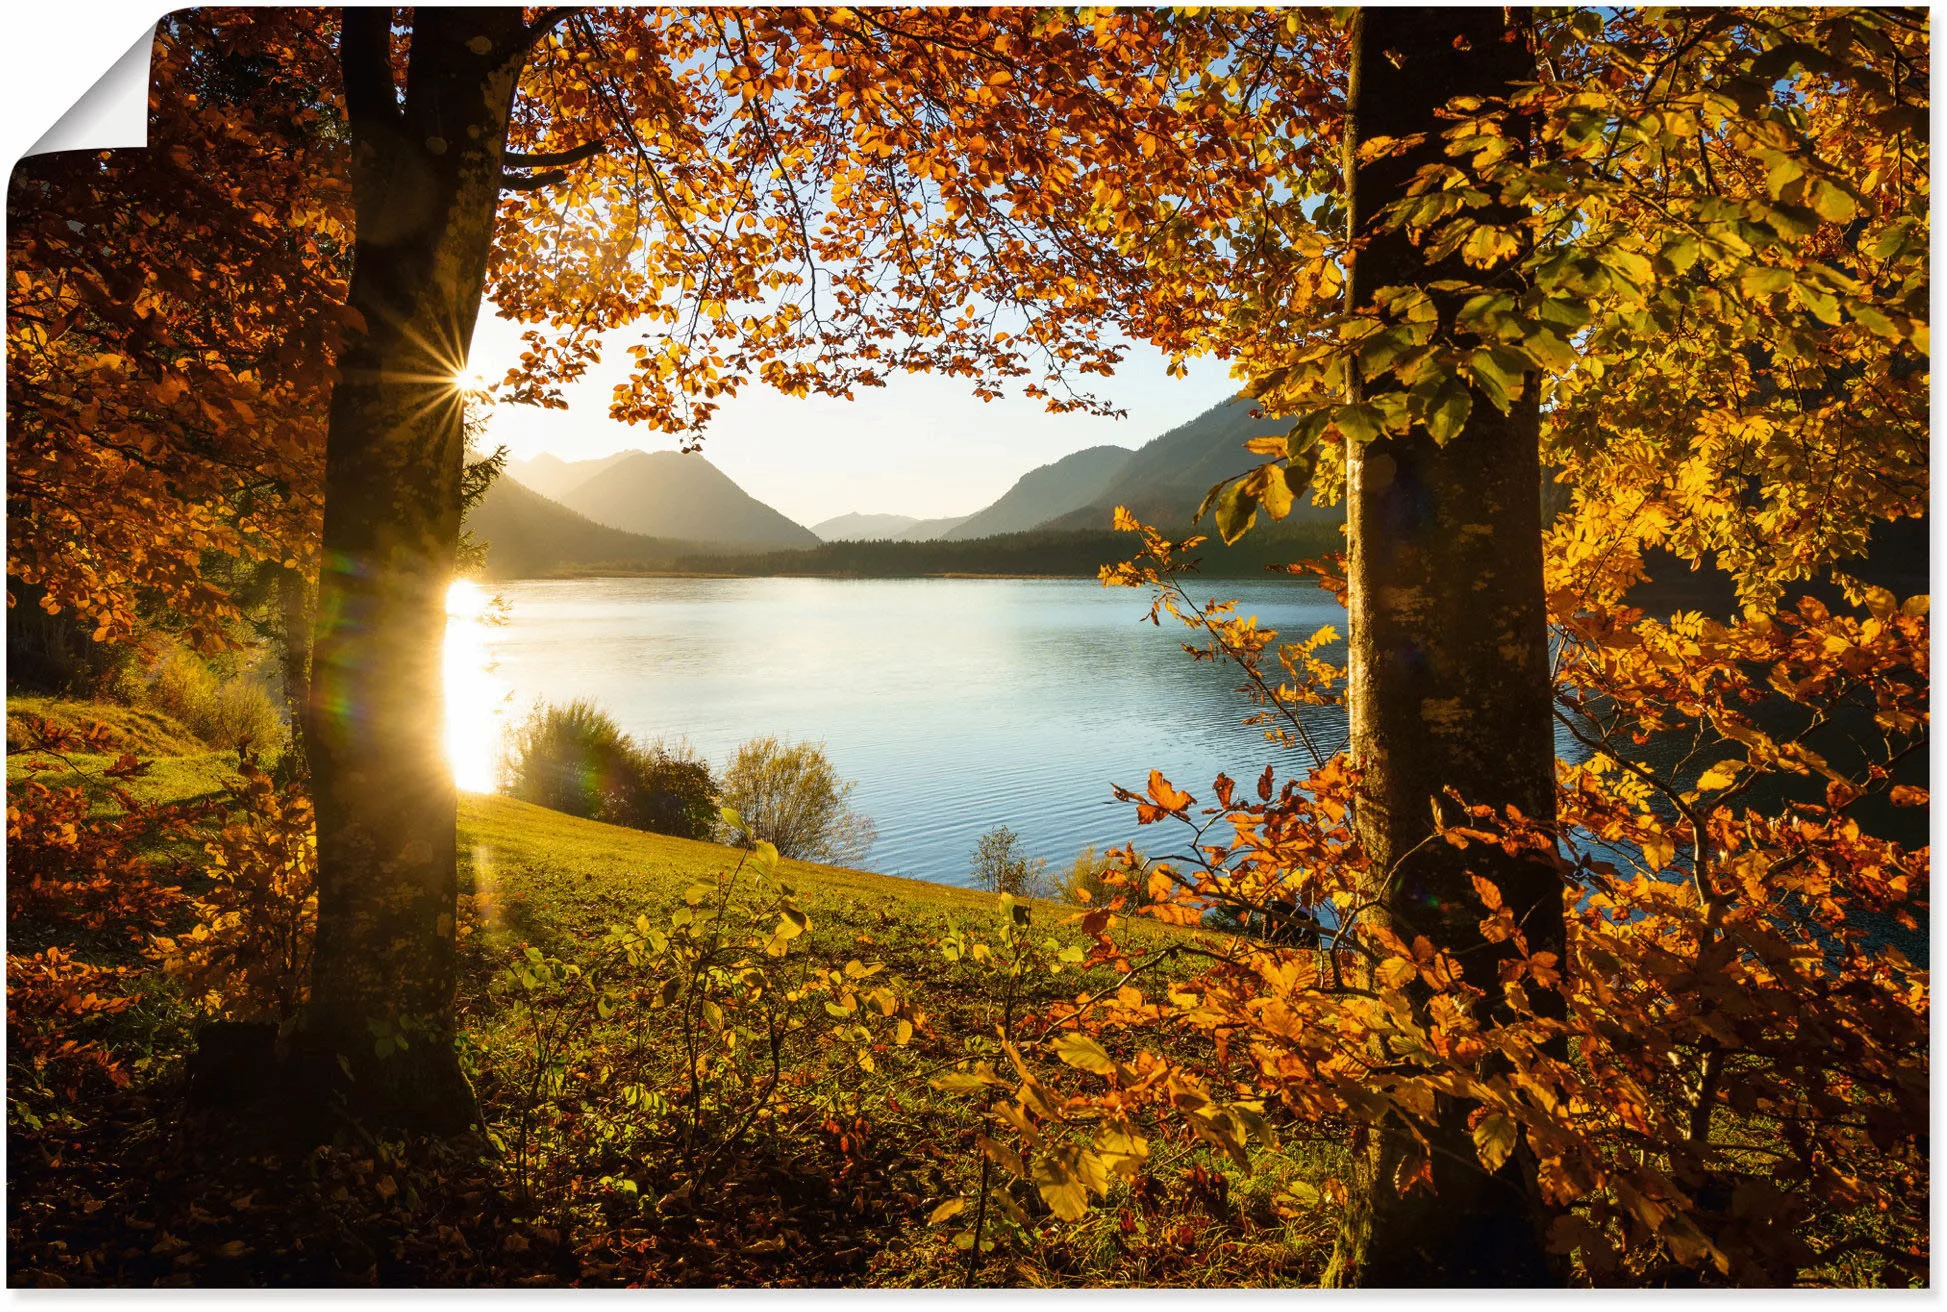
[1376,957,1417,991]
[1473,1114,1518,1172]
[1051,1032,1116,1075]
[1694,760,1742,792]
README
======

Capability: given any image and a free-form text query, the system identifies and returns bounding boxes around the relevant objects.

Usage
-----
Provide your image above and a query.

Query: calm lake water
[449,575,1352,887]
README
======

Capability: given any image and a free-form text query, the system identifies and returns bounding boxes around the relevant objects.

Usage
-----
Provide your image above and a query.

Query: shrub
[970,825,1053,898]
[501,699,631,819]
[151,766,318,1023]
[717,736,875,866]
[135,637,282,752]
[500,700,720,840]
[1060,843,1154,907]
[601,737,718,841]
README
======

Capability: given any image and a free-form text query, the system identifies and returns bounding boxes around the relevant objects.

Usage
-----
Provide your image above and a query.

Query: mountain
[895,515,972,541]
[812,511,976,541]
[1038,396,1341,532]
[506,449,642,501]
[464,473,691,578]
[812,512,922,541]
[942,445,1133,540]
[552,450,820,549]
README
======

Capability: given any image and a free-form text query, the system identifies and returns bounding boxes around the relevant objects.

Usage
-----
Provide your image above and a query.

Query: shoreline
[480,568,1326,584]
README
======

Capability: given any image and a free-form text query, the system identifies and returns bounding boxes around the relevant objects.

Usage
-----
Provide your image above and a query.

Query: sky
[465,308,1241,528]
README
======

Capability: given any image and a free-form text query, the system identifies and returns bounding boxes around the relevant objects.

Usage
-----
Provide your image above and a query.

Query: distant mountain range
[508,449,819,550]
[506,450,639,501]
[941,445,1133,540]
[809,512,973,542]
[476,394,1339,576]
[466,472,693,579]
[1040,396,1338,532]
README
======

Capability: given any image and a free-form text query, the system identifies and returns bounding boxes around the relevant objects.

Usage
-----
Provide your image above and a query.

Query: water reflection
[444,579,511,793]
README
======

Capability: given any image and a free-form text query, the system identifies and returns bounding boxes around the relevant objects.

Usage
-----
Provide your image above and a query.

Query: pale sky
[465,307,1240,528]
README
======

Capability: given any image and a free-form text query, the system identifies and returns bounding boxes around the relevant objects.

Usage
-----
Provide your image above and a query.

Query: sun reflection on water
[444,578,510,793]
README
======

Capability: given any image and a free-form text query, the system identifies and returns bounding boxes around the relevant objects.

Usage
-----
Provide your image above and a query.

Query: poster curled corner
[24,25,157,159]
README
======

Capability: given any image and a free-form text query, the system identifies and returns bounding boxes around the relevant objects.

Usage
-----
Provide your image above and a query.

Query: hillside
[897,514,973,540]
[942,444,1133,540]
[1040,396,1342,532]
[812,511,977,541]
[507,449,642,501]
[554,450,821,549]
[465,472,693,578]
[812,512,921,541]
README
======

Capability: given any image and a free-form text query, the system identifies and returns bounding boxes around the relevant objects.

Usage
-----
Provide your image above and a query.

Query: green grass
[458,791,1074,954]
[7,694,211,757]
[450,791,1336,1288]
[6,695,246,809]
[8,701,1336,1288]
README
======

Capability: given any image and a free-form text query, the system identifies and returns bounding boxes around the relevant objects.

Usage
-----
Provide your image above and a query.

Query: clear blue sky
[466,307,1239,528]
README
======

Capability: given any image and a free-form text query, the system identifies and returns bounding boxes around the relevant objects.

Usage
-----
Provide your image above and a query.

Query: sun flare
[444,578,509,792]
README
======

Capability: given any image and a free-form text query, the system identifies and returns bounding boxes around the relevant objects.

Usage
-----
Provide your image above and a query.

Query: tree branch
[523,7,580,47]
[340,8,401,132]
[499,169,570,192]
[503,139,607,170]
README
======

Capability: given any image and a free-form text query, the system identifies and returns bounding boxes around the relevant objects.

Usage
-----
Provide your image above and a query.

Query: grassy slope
[7,698,1333,1287]
[6,695,246,808]
[451,793,1332,1288]
[460,792,1021,948]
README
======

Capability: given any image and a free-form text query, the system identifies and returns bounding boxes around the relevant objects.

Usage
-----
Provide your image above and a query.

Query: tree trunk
[1325,7,1565,1287]
[302,8,530,1130]
[275,563,312,770]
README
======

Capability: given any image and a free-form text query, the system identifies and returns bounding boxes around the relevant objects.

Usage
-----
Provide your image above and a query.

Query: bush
[717,736,875,866]
[135,637,282,752]
[970,825,1053,898]
[500,700,719,840]
[1060,843,1153,907]
[601,737,718,841]
[151,766,317,1022]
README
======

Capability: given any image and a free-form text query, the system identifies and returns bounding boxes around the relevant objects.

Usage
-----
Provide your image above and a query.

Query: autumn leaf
[1472,1113,1518,1172]
[1051,1032,1117,1076]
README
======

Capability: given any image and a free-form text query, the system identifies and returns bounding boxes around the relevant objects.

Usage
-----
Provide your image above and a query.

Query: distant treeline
[668,520,1347,579]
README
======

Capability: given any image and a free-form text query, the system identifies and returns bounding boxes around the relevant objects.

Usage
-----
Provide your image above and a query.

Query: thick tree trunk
[303,8,530,1130]
[276,564,312,767]
[1324,7,1565,1287]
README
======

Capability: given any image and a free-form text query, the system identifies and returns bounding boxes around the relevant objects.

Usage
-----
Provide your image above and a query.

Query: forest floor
[8,697,1343,1288]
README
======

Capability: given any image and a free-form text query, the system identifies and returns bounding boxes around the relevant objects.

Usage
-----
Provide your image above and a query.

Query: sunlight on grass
[445,578,510,793]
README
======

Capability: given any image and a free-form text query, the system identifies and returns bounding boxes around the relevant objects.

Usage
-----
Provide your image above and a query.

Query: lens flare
[444,578,509,792]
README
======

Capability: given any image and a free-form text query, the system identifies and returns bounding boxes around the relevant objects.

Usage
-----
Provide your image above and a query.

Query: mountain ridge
[942,444,1133,540]
[549,450,820,549]
[1037,396,1341,532]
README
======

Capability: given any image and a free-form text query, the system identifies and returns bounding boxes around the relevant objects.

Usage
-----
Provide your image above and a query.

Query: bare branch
[499,169,569,192]
[503,139,607,170]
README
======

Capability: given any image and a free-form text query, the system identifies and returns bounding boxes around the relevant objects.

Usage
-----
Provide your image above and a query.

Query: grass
[6,695,251,809]
[459,791,1080,953]
[449,790,1337,1287]
[8,700,1339,1288]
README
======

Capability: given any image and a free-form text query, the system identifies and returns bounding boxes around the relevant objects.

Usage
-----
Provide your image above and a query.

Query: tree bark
[1325,7,1565,1287]
[303,8,531,1130]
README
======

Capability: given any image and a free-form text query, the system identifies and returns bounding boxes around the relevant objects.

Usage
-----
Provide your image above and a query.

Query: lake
[446,575,1352,887]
